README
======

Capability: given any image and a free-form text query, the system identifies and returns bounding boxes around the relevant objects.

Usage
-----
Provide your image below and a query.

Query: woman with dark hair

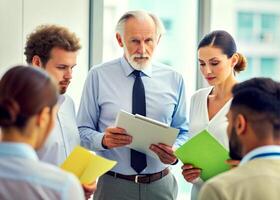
[181,30,247,199]
[0,66,84,200]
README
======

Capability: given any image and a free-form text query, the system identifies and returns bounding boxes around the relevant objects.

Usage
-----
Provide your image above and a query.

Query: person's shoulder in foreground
[199,158,280,200]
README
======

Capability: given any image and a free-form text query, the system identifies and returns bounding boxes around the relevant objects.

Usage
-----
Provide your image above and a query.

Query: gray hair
[115,10,165,39]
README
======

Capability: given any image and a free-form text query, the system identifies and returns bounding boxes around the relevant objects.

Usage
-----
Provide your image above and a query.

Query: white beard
[123,44,151,70]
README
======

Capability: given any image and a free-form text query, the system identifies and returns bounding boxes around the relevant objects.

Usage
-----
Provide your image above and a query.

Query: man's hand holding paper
[102,127,132,149]
[150,143,177,164]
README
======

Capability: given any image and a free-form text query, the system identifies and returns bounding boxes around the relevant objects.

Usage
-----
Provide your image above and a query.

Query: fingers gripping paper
[175,130,230,181]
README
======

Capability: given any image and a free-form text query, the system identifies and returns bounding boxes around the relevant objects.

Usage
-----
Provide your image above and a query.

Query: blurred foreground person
[0,66,84,200]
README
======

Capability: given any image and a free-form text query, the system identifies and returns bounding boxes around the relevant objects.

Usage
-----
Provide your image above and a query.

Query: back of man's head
[24,24,81,66]
[231,77,280,139]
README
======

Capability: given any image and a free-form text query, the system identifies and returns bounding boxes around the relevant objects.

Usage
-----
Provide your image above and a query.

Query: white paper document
[115,110,179,159]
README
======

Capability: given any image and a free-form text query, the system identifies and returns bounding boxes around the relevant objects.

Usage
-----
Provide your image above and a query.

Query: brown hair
[24,24,81,66]
[0,65,58,129]
[198,30,247,73]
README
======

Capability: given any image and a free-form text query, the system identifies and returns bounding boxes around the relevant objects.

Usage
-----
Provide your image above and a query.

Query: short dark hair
[198,30,247,73]
[230,77,280,138]
[0,65,58,129]
[24,24,81,66]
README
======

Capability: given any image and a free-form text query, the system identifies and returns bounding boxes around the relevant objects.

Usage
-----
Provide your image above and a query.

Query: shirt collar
[0,142,38,161]
[120,56,152,78]
[240,145,280,165]
[58,95,65,106]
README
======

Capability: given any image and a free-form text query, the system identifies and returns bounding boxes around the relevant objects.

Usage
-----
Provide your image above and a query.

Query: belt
[106,168,169,184]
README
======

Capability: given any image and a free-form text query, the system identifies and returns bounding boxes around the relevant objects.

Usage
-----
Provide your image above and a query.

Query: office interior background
[0,0,279,199]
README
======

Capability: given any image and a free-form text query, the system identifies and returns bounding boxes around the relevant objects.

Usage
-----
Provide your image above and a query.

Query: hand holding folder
[115,110,179,159]
[61,146,117,184]
[175,130,230,181]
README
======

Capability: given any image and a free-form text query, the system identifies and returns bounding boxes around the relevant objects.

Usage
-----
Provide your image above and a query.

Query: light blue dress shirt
[37,95,80,166]
[77,57,188,175]
[0,142,84,200]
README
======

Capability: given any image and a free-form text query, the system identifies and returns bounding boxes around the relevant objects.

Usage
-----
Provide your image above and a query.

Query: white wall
[0,0,23,70]
[0,0,90,109]
[211,0,236,35]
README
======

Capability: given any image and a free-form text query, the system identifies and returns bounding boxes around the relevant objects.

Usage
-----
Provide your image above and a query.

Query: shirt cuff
[171,159,179,165]
[93,132,107,150]
[191,177,204,184]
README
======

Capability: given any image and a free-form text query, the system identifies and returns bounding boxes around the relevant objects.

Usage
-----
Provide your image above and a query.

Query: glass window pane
[260,14,277,43]
[212,0,280,82]
[237,57,254,81]
[261,14,276,30]
[260,57,279,79]
[237,12,254,42]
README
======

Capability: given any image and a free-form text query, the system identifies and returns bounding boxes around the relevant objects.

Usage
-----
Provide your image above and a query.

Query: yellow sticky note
[61,146,117,184]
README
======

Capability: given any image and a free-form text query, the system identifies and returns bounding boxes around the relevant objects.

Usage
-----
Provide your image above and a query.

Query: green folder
[175,130,230,181]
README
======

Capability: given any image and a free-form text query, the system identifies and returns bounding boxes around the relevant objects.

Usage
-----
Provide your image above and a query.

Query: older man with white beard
[77,10,188,200]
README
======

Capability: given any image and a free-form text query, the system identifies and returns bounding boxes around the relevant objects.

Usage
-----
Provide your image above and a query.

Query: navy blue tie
[131,70,147,174]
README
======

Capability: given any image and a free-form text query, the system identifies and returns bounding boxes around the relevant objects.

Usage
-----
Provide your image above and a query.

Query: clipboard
[115,110,179,159]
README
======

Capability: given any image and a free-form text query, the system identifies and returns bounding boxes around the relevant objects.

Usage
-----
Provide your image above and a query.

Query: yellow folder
[61,146,117,184]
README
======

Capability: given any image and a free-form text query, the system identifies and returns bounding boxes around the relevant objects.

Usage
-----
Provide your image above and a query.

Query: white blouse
[189,87,232,149]
[189,87,232,200]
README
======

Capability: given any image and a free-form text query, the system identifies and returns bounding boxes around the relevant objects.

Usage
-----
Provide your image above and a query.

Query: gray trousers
[94,172,178,200]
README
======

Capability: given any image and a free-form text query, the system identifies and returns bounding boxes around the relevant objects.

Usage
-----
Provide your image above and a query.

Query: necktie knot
[133,70,141,78]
